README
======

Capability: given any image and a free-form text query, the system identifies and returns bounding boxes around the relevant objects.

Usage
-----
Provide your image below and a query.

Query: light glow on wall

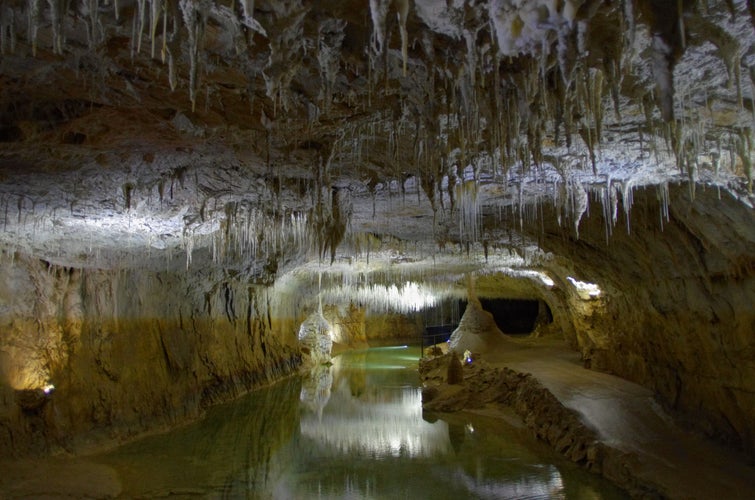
[567,276,602,299]
[321,281,440,314]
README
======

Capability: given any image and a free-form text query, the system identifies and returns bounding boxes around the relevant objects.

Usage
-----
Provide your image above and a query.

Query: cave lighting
[299,386,451,458]
[398,281,437,311]
[566,276,602,299]
[321,281,439,314]
[536,272,555,287]
[42,383,55,395]
[506,269,555,287]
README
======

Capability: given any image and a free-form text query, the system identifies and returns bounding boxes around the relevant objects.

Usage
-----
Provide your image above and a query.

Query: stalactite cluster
[0,0,752,271]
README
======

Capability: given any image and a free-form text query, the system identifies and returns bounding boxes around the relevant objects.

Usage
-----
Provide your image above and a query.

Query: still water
[96,345,628,499]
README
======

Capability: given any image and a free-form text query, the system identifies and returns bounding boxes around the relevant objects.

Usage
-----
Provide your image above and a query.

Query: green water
[96,345,628,499]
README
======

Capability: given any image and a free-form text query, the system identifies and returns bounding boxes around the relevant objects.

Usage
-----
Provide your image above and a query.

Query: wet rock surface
[0,255,301,458]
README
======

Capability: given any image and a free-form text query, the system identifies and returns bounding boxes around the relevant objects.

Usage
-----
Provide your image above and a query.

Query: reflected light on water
[300,385,451,458]
[87,346,626,500]
[299,345,451,458]
[452,464,567,500]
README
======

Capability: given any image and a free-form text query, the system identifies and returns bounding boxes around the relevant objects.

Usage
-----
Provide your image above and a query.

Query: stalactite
[0,7,14,55]
[735,127,753,194]
[638,0,685,122]
[86,0,101,49]
[136,0,146,53]
[369,0,389,57]
[396,0,408,76]
[161,0,167,62]
[241,0,254,22]
[149,0,162,59]
[47,0,64,54]
[168,49,177,90]
[27,0,40,56]
[180,0,208,112]
[456,179,479,244]
[317,18,346,112]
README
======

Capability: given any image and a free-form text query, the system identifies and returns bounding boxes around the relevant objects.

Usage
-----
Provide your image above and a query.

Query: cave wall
[0,254,301,457]
[364,312,423,343]
[529,183,755,454]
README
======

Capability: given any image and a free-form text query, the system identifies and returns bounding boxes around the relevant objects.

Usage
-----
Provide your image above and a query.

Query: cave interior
[0,0,754,496]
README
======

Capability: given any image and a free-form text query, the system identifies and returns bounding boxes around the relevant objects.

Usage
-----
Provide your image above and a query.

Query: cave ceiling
[0,0,754,282]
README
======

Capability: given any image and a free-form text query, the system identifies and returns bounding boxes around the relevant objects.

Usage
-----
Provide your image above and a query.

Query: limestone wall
[528,184,755,455]
[0,255,301,457]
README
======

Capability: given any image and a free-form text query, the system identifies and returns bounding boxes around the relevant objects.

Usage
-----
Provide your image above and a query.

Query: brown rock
[446,351,464,385]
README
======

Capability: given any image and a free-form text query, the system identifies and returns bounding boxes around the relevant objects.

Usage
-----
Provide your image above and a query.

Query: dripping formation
[0,2,752,261]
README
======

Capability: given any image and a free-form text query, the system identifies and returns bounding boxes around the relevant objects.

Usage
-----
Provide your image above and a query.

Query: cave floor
[458,336,755,499]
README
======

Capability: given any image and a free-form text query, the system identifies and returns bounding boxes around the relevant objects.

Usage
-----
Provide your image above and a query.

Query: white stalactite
[396,0,409,76]
[27,0,40,57]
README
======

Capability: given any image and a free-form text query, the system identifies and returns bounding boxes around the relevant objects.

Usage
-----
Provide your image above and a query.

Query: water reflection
[96,376,301,498]
[299,347,450,459]
[94,345,627,499]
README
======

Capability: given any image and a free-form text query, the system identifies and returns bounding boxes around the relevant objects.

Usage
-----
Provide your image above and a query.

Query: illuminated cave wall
[0,254,301,457]
[520,183,755,454]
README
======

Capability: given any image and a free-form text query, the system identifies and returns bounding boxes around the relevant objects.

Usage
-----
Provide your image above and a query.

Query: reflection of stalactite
[299,363,332,419]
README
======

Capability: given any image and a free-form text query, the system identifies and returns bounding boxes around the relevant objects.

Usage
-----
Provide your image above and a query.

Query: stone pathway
[483,338,755,500]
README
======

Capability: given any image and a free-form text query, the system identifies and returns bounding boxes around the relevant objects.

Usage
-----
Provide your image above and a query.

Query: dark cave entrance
[461,298,552,335]
[421,298,553,344]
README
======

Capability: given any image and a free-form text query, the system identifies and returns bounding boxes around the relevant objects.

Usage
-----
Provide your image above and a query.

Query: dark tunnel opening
[460,298,553,334]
